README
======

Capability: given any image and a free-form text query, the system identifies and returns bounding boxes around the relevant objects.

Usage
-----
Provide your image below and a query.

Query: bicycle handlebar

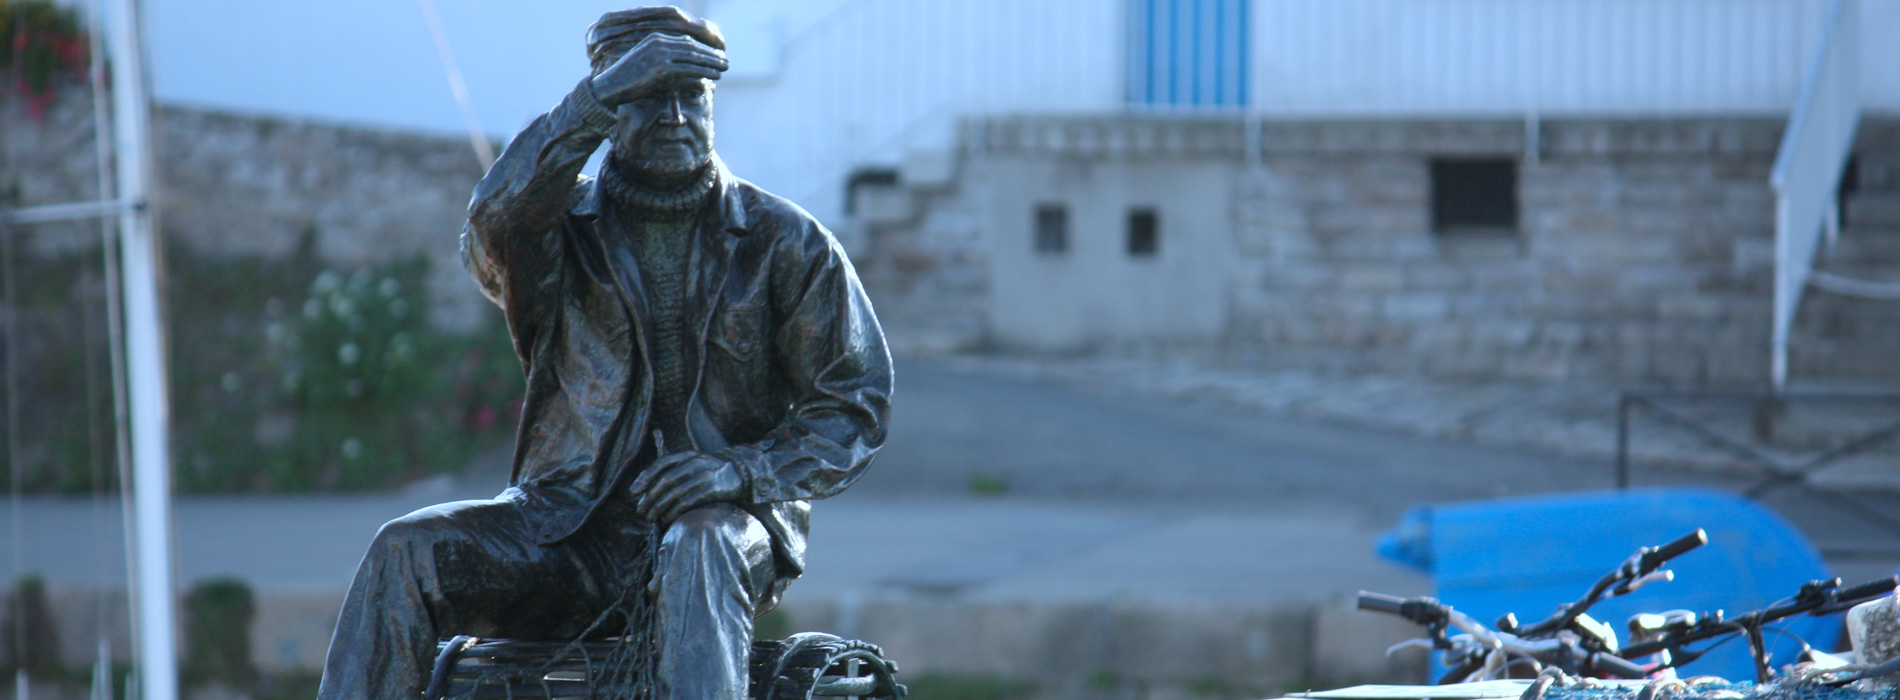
[1836,576,1898,604]
[1356,591,1449,627]
[1619,576,1900,662]
[1517,530,1706,639]
[1639,530,1708,573]
[1357,591,1405,615]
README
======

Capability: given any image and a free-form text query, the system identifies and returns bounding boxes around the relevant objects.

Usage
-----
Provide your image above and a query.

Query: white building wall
[1247,0,1900,118]
[705,0,1900,228]
[1249,0,1822,117]
[708,0,1123,225]
[980,155,1239,349]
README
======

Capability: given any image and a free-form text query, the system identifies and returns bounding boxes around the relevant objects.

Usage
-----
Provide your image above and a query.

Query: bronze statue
[316,7,894,700]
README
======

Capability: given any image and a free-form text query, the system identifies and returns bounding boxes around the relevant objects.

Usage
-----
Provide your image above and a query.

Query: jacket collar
[575,154,749,236]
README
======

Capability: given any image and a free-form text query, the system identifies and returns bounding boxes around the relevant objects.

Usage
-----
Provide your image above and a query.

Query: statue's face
[610,78,715,185]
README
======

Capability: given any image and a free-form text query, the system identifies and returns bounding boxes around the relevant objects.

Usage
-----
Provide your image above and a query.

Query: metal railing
[1614,389,1900,552]
[1769,0,1863,394]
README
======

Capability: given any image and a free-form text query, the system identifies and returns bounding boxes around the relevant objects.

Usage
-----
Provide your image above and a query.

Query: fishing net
[1543,672,1897,700]
[433,530,660,699]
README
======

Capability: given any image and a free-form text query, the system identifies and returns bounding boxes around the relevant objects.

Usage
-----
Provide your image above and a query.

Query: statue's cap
[587,6,725,72]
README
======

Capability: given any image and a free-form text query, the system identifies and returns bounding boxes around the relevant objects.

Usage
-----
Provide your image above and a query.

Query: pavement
[3,354,1896,688]
[919,354,1900,493]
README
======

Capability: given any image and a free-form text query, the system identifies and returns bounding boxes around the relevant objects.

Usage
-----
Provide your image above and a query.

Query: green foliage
[752,608,791,641]
[902,673,1038,700]
[166,237,522,492]
[0,1,91,111]
[1,574,62,679]
[182,578,258,692]
[0,234,115,494]
[0,231,521,494]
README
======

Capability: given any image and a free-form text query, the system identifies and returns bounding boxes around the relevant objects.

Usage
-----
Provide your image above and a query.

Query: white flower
[378,277,400,298]
[341,438,363,460]
[264,322,287,346]
[220,372,241,393]
[312,270,342,294]
[338,343,362,366]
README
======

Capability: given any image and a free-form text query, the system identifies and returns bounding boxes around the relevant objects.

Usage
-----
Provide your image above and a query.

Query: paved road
[4,356,1893,604]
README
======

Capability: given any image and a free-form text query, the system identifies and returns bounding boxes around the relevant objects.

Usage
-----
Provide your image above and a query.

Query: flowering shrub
[0,227,521,493]
[0,1,92,120]
[168,245,522,492]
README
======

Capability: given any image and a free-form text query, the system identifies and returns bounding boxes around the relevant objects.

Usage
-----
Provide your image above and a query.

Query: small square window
[1035,203,1069,254]
[1127,208,1159,257]
[1430,158,1517,234]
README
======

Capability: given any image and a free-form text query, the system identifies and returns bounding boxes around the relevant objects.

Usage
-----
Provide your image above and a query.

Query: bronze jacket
[460,82,893,579]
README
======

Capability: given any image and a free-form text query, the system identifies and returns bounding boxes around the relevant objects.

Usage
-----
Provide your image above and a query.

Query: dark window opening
[843,167,899,216]
[1035,203,1069,254]
[1127,208,1159,256]
[1430,158,1518,234]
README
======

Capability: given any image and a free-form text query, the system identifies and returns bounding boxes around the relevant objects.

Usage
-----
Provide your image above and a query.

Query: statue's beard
[612,125,714,189]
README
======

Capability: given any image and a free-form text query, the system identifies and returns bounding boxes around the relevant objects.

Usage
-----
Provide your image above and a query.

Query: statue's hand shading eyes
[630,450,747,524]
[590,32,728,109]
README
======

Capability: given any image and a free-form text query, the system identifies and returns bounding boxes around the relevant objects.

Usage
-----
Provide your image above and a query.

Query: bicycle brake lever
[1616,569,1674,596]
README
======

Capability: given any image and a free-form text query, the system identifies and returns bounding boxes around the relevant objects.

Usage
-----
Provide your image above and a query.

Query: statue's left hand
[630,451,746,524]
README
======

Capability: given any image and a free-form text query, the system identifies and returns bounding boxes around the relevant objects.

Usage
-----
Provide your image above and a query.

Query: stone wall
[2,88,499,332]
[854,115,1900,387]
[9,87,1896,389]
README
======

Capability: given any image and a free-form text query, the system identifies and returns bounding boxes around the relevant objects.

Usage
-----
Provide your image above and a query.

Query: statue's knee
[661,503,751,550]
[369,504,464,560]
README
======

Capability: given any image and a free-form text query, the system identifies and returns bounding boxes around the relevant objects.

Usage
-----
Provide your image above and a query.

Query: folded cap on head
[586,6,726,74]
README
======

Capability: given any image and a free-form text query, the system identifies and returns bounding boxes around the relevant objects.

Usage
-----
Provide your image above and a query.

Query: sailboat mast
[105,0,179,697]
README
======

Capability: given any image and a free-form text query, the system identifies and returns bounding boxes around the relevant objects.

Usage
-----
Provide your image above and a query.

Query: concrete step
[1825,230,1900,265]
[1845,191,1900,229]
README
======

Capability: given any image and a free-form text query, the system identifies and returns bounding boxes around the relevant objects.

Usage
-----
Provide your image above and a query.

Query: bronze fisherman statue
[316,7,893,699]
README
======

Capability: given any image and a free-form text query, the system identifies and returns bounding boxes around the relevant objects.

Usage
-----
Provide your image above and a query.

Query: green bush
[0,1,91,111]
[182,578,257,692]
[0,230,522,494]
[167,238,522,492]
[1,574,62,680]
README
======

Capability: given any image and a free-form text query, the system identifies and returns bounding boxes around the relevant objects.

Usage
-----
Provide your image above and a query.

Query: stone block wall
[9,87,1895,388]
[857,114,1900,387]
[2,88,498,332]
[1228,118,1794,385]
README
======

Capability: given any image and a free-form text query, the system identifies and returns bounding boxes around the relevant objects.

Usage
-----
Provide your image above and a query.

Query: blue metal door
[1127,0,1250,107]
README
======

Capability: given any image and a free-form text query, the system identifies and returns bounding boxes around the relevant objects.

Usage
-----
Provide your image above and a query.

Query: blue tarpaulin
[1377,488,1835,681]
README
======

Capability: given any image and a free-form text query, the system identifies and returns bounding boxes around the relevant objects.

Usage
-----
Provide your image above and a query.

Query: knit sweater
[600,162,718,453]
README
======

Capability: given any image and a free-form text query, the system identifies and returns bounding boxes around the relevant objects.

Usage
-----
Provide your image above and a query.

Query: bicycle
[1357,530,1705,683]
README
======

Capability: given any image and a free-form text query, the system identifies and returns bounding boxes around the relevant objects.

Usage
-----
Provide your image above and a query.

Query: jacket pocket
[711,300,765,362]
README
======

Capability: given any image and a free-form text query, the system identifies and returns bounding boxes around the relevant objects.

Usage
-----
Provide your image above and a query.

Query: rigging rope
[83,0,134,695]
[415,0,495,170]
[4,144,26,700]
[6,10,30,698]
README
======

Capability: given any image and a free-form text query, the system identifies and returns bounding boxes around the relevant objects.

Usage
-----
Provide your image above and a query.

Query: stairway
[1792,149,1900,381]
